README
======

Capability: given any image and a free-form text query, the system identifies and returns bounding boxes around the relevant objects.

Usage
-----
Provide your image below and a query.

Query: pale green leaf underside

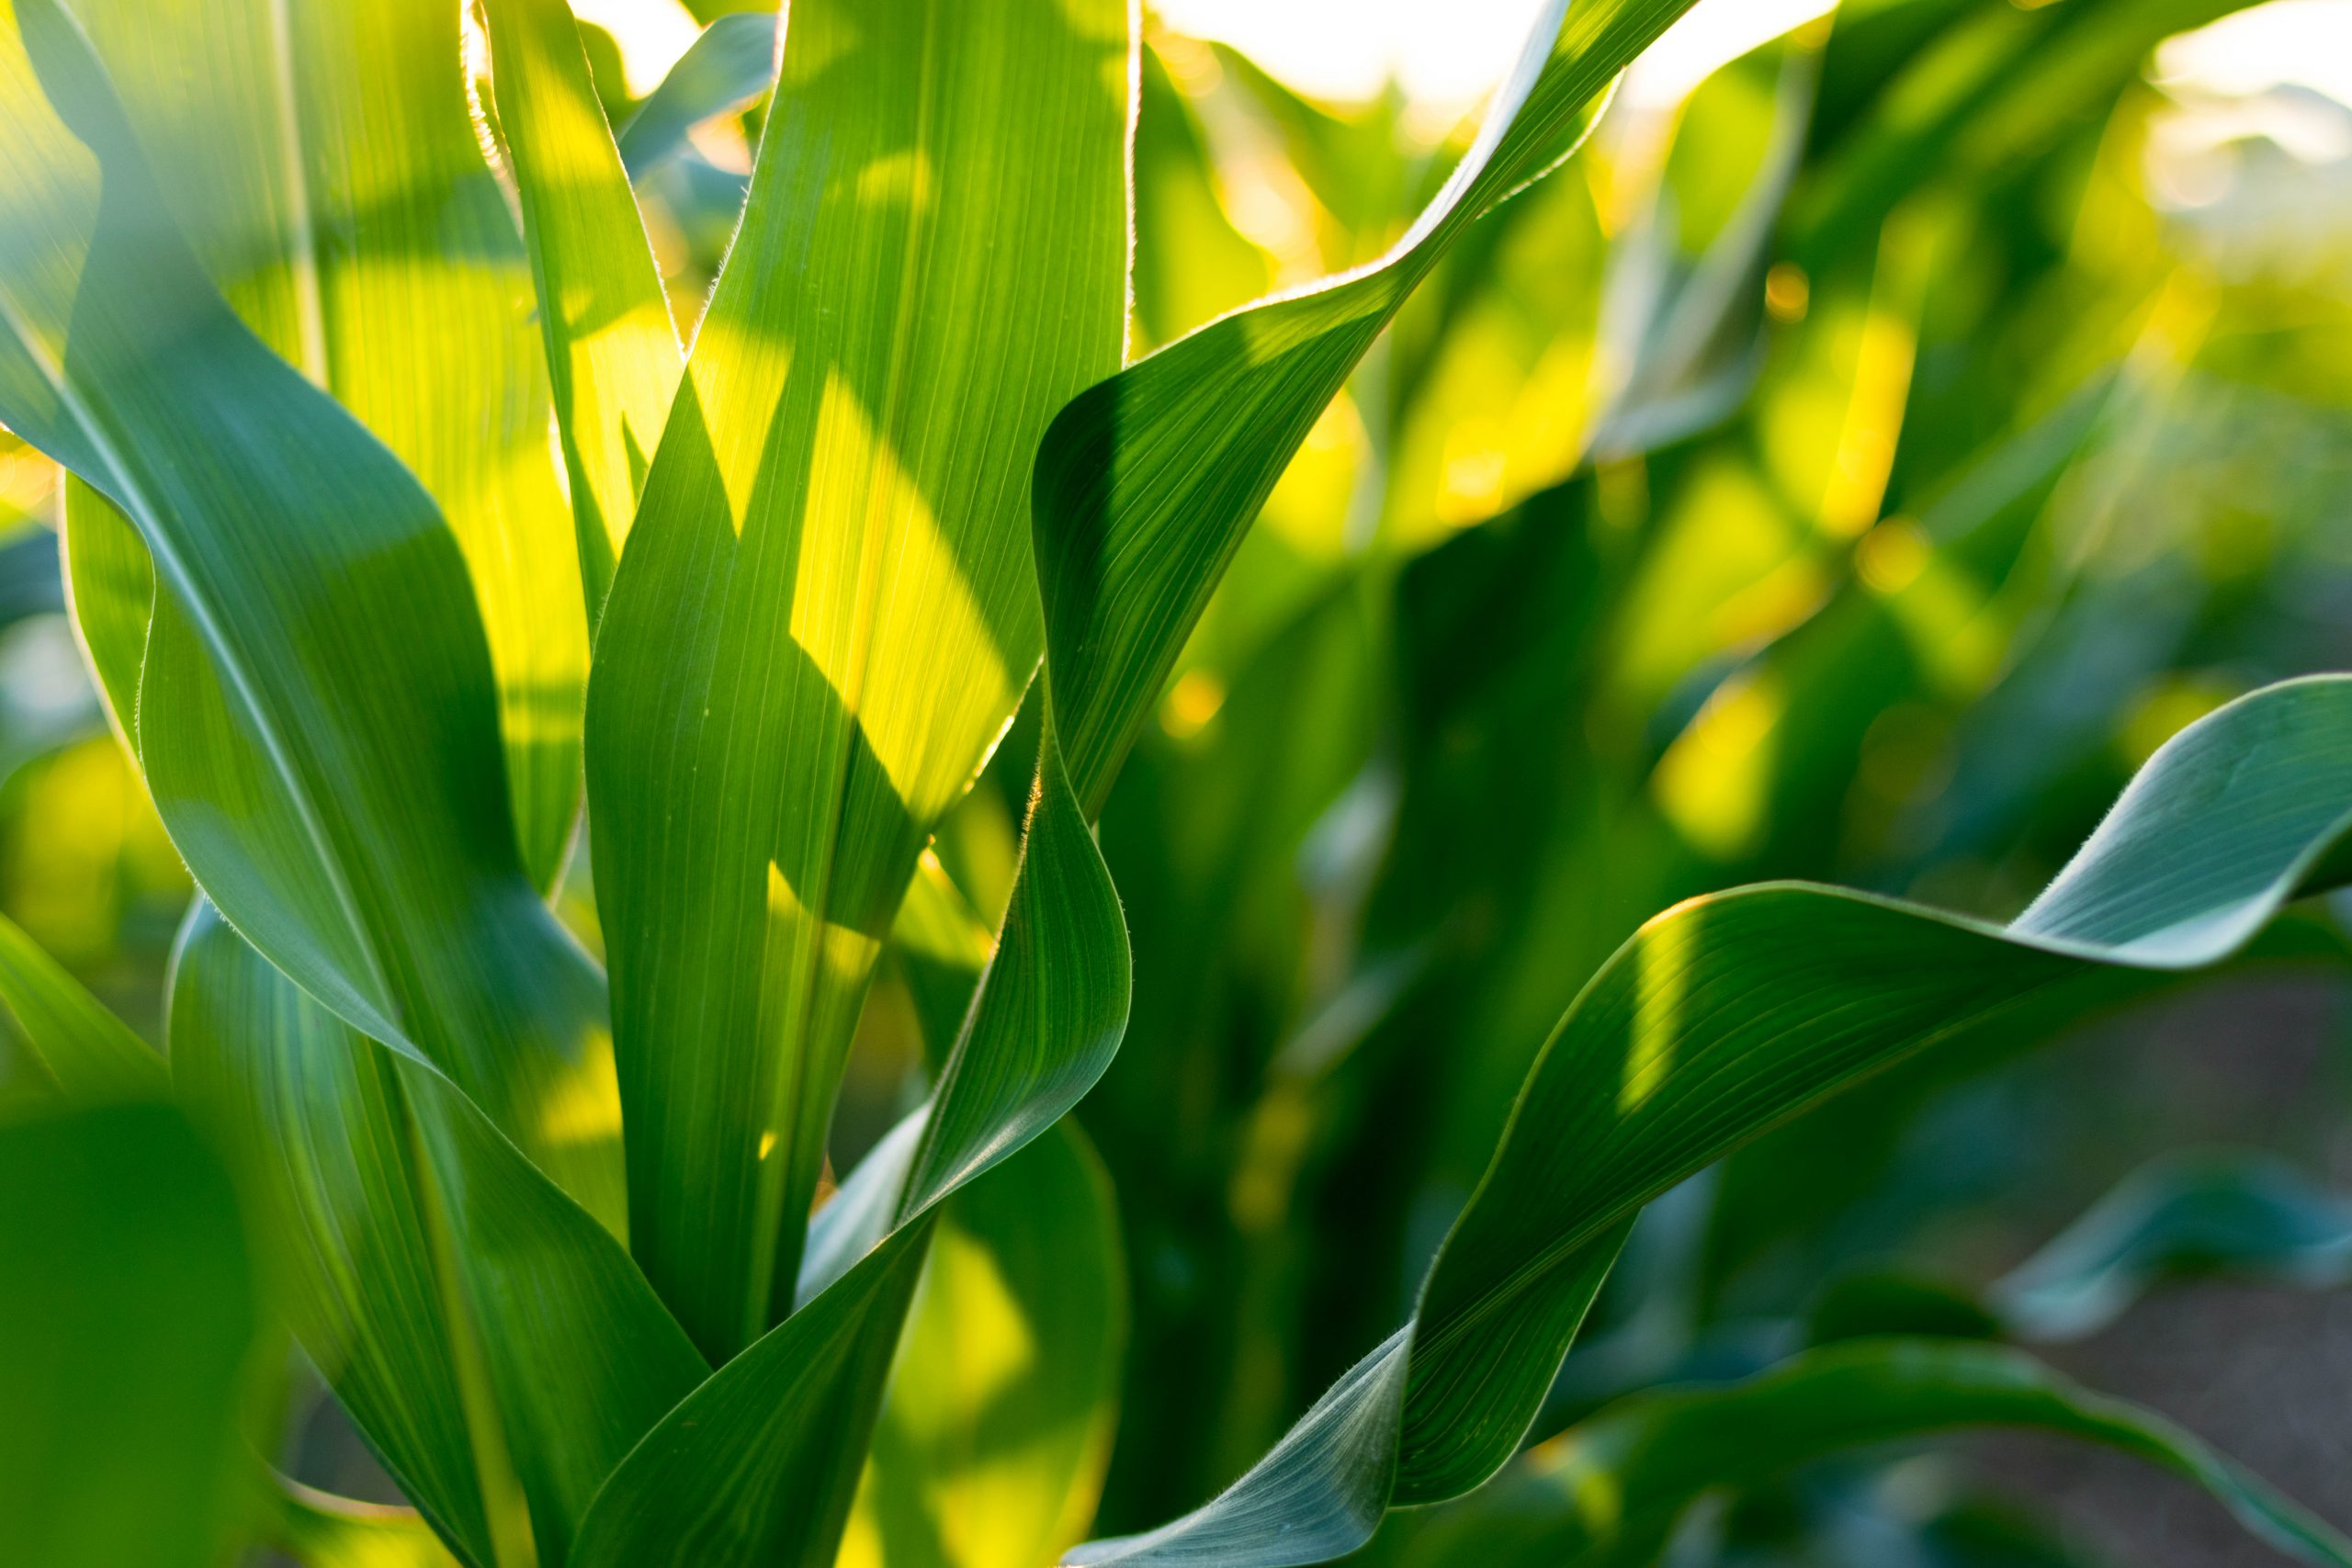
[1990,1154,2352,1342]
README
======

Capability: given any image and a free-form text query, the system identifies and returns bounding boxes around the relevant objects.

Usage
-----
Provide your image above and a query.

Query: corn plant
[2,0,2350,1565]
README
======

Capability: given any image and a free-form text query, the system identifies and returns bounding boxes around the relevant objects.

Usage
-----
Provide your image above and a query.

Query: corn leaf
[1991,1155,2352,1341]
[478,0,683,616]
[0,906,163,1101]
[59,0,590,891]
[0,0,621,1224]
[0,1100,257,1568]
[171,903,706,1568]
[1035,0,1673,814]
[841,1124,1125,1568]
[568,1222,935,1567]
[612,13,777,179]
[582,0,1129,1359]
[1377,1339,2352,1568]
[1071,678,2352,1566]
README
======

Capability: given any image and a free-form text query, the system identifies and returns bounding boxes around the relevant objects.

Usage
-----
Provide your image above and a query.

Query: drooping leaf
[171,904,705,1568]
[478,0,684,616]
[583,0,1130,1359]
[0,1100,257,1568]
[1374,1339,2352,1568]
[1991,1155,2352,1341]
[0,0,621,1225]
[0,906,163,1101]
[613,12,777,179]
[1071,678,2352,1566]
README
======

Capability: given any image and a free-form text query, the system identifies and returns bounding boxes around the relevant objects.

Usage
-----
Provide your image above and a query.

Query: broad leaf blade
[584,0,1130,1359]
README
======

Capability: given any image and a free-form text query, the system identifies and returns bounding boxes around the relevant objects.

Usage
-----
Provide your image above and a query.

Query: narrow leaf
[478,0,684,615]
[1991,1155,2352,1341]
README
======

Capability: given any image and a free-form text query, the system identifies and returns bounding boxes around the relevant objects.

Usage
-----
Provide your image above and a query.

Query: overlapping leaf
[582,0,1130,1359]
[61,0,591,890]
[1069,677,2352,1565]
[171,902,705,1568]
[611,13,776,180]
[0,0,619,1225]
[478,0,683,616]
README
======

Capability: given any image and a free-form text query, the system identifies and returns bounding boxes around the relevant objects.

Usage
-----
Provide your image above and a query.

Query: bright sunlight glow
[579,0,2352,124]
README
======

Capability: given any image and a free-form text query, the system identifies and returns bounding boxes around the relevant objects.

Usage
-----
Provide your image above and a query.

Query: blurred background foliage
[6,0,2352,1560]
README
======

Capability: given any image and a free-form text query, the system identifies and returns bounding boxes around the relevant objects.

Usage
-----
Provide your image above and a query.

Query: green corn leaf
[477,0,684,618]
[568,719,1127,1564]
[1071,678,2352,1566]
[171,903,706,1568]
[0,0,622,1226]
[59,0,590,893]
[1991,1155,2352,1341]
[652,0,1719,1556]
[612,12,777,179]
[0,906,164,1101]
[0,1100,258,1568]
[1035,0,1680,816]
[841,1124,1125,1568]
[568,1221,935,1567]
[1375,1339,2352,1568]
[582,0,1130,1360]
